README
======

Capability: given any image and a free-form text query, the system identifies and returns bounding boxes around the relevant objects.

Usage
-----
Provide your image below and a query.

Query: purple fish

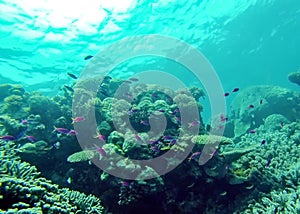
[266,158,272,167]
[119,181,130,187]
[148,139,158,145]
[95,146,107,157]
[134,133,142,142]
[224,92,230,97]
[25,135,37,142]
[152,145,160,153]
[68,130,78,136]
[163,135,173,140]
[249,129,256,134]
[188,151,201,161]
[261,139,266,145]
[53,127,69,134]
[140,120,149,126]
[20,119,28,125]
[0,135,15,141]
[169,139,176,145]
[188,121,200,128]
[172,109,180,114]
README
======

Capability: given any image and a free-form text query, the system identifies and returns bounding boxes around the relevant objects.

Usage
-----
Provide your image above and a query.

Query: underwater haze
[0,0,300,213]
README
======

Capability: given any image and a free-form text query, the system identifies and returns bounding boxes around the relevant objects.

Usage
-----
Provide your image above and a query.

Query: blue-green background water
[1,0,299,91]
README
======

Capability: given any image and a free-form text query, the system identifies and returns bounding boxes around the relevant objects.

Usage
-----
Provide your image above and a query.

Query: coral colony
[0,71,300,213]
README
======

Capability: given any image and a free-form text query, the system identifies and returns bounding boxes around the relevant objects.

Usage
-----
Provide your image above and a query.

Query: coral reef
[229,85,300,138]
[1,78,299,213]
[0,140,104,213]
[288,71,300,86]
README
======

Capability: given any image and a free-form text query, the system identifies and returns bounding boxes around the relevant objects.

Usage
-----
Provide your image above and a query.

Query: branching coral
[0,140,104,213]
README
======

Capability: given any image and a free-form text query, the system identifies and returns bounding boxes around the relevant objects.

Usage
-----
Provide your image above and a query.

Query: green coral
[67,150,96,163]
[0,84,25,101]
[192,134,233,146]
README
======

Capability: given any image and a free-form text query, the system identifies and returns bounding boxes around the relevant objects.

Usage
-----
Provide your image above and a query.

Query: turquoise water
[1,1,299,90]
[0,1,300,213]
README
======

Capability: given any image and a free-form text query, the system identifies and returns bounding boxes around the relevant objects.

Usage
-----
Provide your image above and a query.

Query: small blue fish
[266,158,272,167]
[64,85,74,92]
[67,72,77,79]
[84,55,93,60]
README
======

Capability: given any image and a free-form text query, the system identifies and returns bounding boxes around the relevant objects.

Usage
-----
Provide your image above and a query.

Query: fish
[66,177,72,184]
[248,104,254,109]
[67,72,77,79]
[220,191,227,196]
[209,150,218,158]
[134,133,142,142]
[232,88,239,92]
[249,129,256,134]
[188,151,201,161]
[119,181,130,187]
[172,109,180,114]
[103,76,112,82]
[245,184,254,190]
[261,139,266,145]
[129,77,139,82]
[53,141,61,149]
[53,127,69,134]
[140,120,149,126]
[25,135,37,142]
[161,145,171,151]
[259,99,263,105]
[163,135,174,140]
[151,93,159,99]
[67,130,78,136]
[151,145,160,152]
[20,119,28,125]
[169,139,177,145]
[220,114,228,122]
[94,145,107,156]
[266,158,272,167]
[188,121,200,128]
[123,80,132,84]
[64,85,74,92]
[94,131,106,141]
[224,92,230,97]
[0,135,15,141]
[128,108,139,115]
[84,55,93,60]
[280,122,284,128]
[72,116,85,123]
